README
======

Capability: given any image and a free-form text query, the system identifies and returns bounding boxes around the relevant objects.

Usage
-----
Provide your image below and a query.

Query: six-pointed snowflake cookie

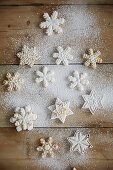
[40,11,65,36]
[67,132,92,154]
[48,98,73,123]
[82,90,103,114]
[37,137,59,158]
[83,48,102,69]
[17,45,40,67]
[53,46,73,65]
[10,105,37,132]
[35,66,55,88]
[3,72,24,92]
[68,71,89,91]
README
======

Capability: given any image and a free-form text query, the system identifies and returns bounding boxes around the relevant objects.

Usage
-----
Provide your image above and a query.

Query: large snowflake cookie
[17,45,40,67]
[68,71,89,91]
[35,66,55,88]
[37,137,59,158]
[40,11,65,36]
[48,98,73,123]
[53,46,73,65]
[67,132,92,154]
[83,48,102,69]
[10,105,37,132]
[3,72,24,92]
[82,90,103,114]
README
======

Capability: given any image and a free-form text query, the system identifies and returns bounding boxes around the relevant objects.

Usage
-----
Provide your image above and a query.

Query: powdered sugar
[5,5,103,65]
[25,127,113,170]
[1,65,113,127]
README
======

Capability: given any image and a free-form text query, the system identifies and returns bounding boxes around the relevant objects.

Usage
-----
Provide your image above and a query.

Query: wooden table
[0,0,113,170]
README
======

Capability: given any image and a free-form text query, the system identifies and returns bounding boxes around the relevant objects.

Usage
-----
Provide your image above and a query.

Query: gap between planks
[0,4,113,6]
[0,127,113,129]
[0,63,113,66]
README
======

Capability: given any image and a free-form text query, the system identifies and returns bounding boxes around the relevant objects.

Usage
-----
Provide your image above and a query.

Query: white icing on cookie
[17,45,40,67]
[35,66,55,88]
[10,105,37,132]
[40,11,65,36]
[82,90,103,114]
[3,72,24,92]
[68,71,89,91]
[83,48,102,69]
[53,46,73,65]
[48,98,73,123]
[67,132,92,154]
[37,137,58,158]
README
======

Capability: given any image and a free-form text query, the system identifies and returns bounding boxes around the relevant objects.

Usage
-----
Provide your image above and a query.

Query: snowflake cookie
[67,132,92,154]
[17,45,40,67]
[3,72,24,92]
[40,11,65,36]
[73,168,77,170]
[83,48,102,69]
[37,137,59,158]
[68,71,89,91]
[10,105,37,132]
[35,66,55,88]
[82,90,103,114]
[53,46,73,65]
[48,98,73,123]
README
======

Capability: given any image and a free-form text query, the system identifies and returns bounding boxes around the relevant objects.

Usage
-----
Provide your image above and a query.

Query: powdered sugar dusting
[25,128,113,169]
[1,65,113,127]
[3,5,104,65]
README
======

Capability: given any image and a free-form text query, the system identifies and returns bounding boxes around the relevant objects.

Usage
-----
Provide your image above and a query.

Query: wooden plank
[0,0,113,5]
[0,128,27,159]
[0,65,113,127]
[0,5,113,64]
[0,5,113,32]
[0,159,113,170]
[0,128,113,170]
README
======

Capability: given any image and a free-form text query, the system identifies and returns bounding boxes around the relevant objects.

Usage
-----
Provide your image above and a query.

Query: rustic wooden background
[0,0,113,170]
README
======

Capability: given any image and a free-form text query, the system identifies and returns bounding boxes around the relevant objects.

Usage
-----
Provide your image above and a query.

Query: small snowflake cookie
[37,137,59,158]
[10,105,37,132]
[40,11,65,36]
[48,98,73,123]
[67,132,92,154]
[83,48,102,69]
[68,71,89,91]
[3,72,24,92]
[17,45,40,67]
[82,90,103,114]
[53,46,73,65]
[35,66,55,88]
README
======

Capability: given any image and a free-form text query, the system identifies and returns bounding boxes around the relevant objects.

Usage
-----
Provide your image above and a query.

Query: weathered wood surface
[0,0,113,5]
[0,128,113,170]
[0,65,113,127]
[0,5,113,64]
[0,2,113,170]
[0,159,113,170]
[1,159,113,170]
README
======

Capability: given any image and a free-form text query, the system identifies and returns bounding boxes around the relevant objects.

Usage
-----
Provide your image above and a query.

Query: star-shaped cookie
[48,98,73,123]
[67,132,92,154]
[82,90,103,114]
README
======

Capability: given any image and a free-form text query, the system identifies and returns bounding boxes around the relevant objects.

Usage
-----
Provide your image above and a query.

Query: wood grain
[0,65,113,128]
[0,159,113,170]
[0,2,113,170]
[0,5,113,64]
[0,0,113,5]
[0,128,113,170]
